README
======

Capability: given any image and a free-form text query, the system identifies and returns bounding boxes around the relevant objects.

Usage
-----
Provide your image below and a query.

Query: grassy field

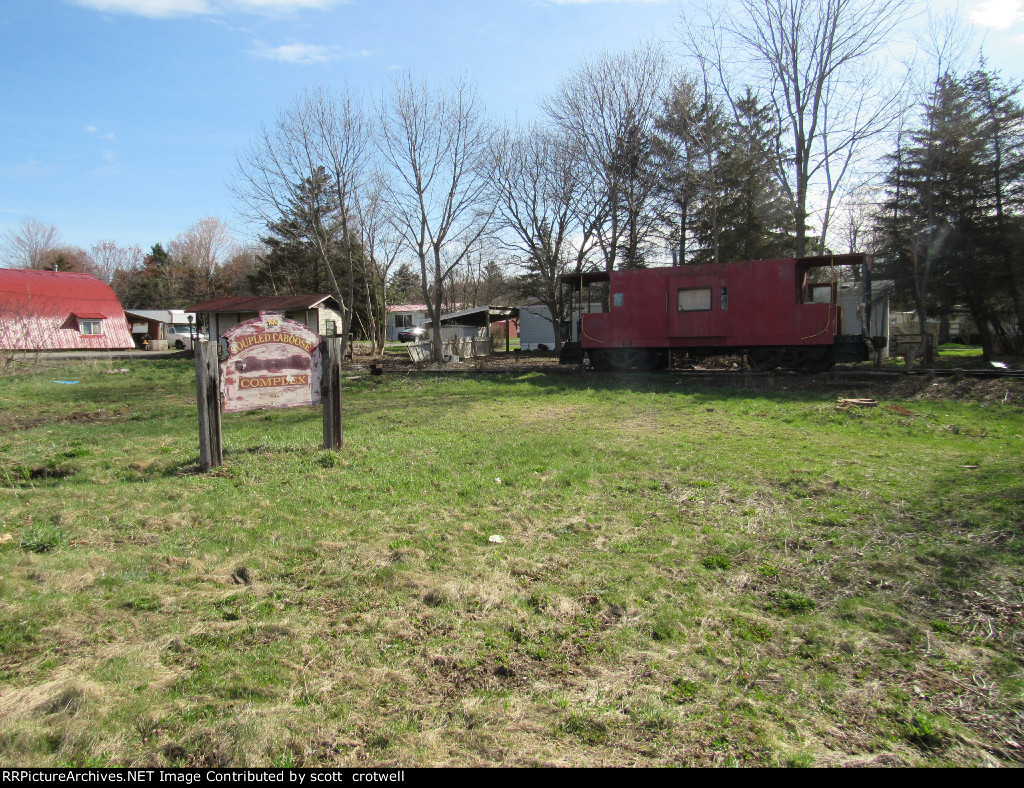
[0,359,1022,767]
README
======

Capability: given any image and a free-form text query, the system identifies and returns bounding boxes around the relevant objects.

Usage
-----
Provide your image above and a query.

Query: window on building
[79,319,103,335]
[677,288,712,312]
[325,320,337,336]
[394,314,412,328]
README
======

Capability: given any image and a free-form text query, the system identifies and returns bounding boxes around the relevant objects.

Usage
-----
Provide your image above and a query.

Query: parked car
[397,326,428,343]
[166,323,208,350]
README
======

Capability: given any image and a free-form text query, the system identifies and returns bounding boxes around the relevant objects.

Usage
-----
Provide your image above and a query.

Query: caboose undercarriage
[579,342,859,373]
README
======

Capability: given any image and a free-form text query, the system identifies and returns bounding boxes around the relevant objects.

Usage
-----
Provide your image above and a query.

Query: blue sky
[2,0,1023,255]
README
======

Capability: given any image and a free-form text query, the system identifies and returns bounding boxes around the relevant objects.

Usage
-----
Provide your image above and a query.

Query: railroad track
[370,364,1024,380]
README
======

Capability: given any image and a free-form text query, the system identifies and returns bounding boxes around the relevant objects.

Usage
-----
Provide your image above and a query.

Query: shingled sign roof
[188,295,337,313]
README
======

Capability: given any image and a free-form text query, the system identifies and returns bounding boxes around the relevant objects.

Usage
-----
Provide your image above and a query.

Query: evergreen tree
[705,89,794,263]
[654,78,724,264]
[248,167,374,337]
[387,263,423,305]
[875,68,1024,360]
[655,83,792,265]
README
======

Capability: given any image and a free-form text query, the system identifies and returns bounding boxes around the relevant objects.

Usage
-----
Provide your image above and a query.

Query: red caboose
[558,254,882,371]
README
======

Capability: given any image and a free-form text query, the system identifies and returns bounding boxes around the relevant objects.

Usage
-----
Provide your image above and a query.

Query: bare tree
[39,245,95,274]
[543,43,669,270]
[1,218,61,269]
[234,85,371,358]
[487,124,585,351]
[169,218,236,280]
[354,170,404,354]
[378,73,493,363]
[682,0,915,255]
[167,217,236,301]
[90,239,144,285]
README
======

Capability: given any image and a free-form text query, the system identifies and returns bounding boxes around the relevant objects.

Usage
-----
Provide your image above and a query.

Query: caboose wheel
[591,348,665,371]
[748,349,777,371]
[800,348,833,373]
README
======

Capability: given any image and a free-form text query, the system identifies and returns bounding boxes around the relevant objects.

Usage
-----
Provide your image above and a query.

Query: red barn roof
[0,268,134,351]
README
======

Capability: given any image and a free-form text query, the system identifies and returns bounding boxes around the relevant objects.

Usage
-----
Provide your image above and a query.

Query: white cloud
[966,0,1024,30]
[543,0,668,4]
[250,40,368,64]
[231,0,337,10]
[69,0,212,17]
[67,0,341,18]
[85,126,117,141]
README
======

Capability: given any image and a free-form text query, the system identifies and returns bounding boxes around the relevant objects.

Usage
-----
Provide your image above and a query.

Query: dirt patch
[1,407,131,431]
[348,345,563,374]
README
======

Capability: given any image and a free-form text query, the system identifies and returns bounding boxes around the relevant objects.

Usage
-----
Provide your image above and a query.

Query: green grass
[880,342,1005,370]
[0,359,1022,766]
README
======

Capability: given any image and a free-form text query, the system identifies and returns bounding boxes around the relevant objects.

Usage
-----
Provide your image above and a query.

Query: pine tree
[249,167,373,337]
[875,68,1024,360]
[697,89,794,264]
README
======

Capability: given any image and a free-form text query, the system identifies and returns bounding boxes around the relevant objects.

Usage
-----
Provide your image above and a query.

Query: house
[188,295,344,341]
[518,302,564,351]
[0,268,134,352]
[386,304,429,341]
[518,301,604,350]
[123,309,201,350]
[839,279,893,359]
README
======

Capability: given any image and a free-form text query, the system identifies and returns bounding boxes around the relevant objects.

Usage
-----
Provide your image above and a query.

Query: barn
[0,268,134,352]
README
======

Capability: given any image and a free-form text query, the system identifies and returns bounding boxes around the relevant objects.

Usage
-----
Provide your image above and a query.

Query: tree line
[3,1,1022,362]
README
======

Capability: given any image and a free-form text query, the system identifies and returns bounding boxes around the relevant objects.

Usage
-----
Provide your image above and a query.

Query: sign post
[195,340,223,471]
[320,336,343,449]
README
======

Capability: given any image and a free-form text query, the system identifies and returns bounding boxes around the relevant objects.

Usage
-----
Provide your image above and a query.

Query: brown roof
[188,294,337,313]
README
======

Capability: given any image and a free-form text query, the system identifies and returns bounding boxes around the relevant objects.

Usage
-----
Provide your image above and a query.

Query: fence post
[321,336,343,450]
[195,340,222,471]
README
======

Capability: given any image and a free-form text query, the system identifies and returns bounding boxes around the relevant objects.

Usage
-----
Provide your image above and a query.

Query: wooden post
[321,337,343,450]
[194,340,223,471]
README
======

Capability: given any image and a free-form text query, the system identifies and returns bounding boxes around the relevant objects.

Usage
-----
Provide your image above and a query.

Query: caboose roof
[560,255,872,288]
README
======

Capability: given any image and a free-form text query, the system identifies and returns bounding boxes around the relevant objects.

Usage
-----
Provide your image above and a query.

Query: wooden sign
[219,313,321,413]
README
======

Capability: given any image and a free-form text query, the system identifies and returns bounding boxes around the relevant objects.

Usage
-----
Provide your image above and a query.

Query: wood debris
[835,398,878,411]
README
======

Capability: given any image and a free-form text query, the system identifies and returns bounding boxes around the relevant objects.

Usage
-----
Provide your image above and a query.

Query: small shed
[188,295,344,341]
[0,268,134,351]
[410,306,518,361]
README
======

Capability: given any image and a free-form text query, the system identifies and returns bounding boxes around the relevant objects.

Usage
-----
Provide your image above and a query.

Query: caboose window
[613,293,624,307]
[721,287,729,310]
[810,284,833,304]
[677,287,712,312]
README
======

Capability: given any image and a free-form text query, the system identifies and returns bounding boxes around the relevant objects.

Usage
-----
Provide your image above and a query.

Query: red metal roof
[189,294,337,313]
[1,269,123,315]
[0,268,134,351]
